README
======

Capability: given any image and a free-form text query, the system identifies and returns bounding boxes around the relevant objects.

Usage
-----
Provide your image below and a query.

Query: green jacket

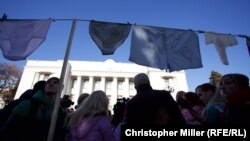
[13,90,54,120]
[1,90,66,141]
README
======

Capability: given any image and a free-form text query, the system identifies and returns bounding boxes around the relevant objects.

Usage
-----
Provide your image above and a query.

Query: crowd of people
[0,72,249,141]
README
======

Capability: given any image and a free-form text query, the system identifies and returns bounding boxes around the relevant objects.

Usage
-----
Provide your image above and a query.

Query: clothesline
[2,17,249,38]
[1,16,249,64]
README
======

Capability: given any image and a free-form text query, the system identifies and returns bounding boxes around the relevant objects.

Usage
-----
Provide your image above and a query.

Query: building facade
[15,59,188,110]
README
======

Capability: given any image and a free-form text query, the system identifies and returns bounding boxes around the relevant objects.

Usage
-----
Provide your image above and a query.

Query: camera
[60,95,74,108]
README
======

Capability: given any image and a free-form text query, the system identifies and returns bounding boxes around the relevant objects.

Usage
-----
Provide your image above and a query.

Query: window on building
[38,73,51,81]
[107,95,112,110]
[164,78,170,89]
[107,95,111,101]
[106,92,111,96]
[163,77,174,92]
[117,95,124,99]
[106,79,113,90]
[72,77,77,89]
[94,78,101,90]
[82,78,89,89]
[44,74,50,80]
[129,79,134,90]
[118,79,124,90]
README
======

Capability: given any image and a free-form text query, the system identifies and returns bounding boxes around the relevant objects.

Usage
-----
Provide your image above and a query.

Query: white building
[15,59,188,110]
[0,96,4,109]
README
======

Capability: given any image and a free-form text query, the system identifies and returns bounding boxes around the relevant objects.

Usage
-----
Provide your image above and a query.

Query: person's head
[78,90,109,117]
[219,73,249,101]
[196,83,216,105]
[183,92,203,108]
[81,90,109,113]
[45,77,60,96]
[75,93,89,109]
[69,90,109,126]
[175,91,186,107]
[33,80,46,93]
[19,80,46,100]
[176,91,185,99]
[77,93,89,105]
[134,73,150,89]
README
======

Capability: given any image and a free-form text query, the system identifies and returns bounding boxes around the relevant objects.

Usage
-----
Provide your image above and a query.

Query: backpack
[0,90,34,129]
[0,98,66,141]
[0,100,26,128]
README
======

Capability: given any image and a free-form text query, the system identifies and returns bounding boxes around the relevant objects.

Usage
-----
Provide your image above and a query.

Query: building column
[124,77,129,98]
[76,76,82,93]
[89,76,94,94]
[101,77,105,91]
[172,78,176,91]
[111,77,118,108]
[170,78,175,91]
[73,76,82,104]
[33,72,40,85]
[172,77,178,98]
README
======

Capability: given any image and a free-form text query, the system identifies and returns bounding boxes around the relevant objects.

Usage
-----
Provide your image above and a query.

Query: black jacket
[126,84,185,126]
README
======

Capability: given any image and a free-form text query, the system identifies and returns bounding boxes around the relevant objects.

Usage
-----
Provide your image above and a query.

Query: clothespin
[1,13,8,22]
[196,30,205,34]
[237,34,248,38]
[49,17,56,22]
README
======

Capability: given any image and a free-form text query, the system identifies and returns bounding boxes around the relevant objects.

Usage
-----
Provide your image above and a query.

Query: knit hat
[134,73,150,86]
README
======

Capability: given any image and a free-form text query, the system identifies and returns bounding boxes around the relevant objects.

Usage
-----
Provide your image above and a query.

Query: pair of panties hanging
[0,19,52,61]
[129,25,203,72]
[204,32,238,65]
[89,20,131,55]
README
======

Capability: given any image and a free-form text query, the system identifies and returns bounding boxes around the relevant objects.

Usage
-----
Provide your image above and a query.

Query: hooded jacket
[68,115,115,141]
[0,90,66,141]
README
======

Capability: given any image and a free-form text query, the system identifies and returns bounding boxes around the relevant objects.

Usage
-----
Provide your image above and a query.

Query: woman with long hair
[67,90,115,141]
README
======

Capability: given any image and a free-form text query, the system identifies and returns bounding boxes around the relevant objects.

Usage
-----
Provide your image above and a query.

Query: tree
[209,70,222,87]
[0,63,22,104]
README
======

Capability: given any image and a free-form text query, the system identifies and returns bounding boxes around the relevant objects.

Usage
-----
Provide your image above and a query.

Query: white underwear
[0,19,51,61]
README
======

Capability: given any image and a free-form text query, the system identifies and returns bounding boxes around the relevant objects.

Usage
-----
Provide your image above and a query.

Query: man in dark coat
[126,73,185,126]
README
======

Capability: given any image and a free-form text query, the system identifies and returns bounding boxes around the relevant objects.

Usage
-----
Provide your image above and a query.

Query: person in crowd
[61,95,75,113]
[67,90,115,141]
[202,73,250,126]
[125,73,185,126]
[196,83,216,106]
[220,73,250,125]
[195,81,226,125]
[111,98,128,129]
[0,80,46,129]
[74,93,89,110]
[0,77,66,141]
[201,88,224,125]
[179,92,204,125]
[175,91,186,109]
[195,83,220,125]
[63,93,89,138]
